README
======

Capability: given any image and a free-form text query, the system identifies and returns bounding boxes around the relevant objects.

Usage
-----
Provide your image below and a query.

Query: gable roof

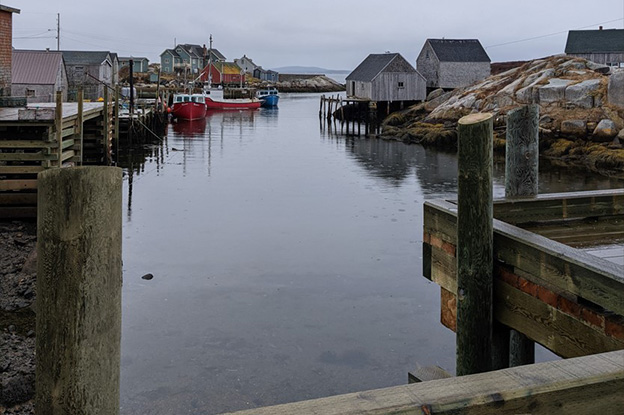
[62,50,112,66]
[12,50,64,84]
[565,29,624,54]
[346,53,416,82]
[119,56,149,62]
[426,39,490,62]
[180,44,205,58]
[160,48,180,58]
[213,62,243,75]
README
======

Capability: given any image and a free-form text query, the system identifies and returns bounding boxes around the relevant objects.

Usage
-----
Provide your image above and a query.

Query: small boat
[171,93,207,120]
[256,87,279,107]
[204,88,262,110]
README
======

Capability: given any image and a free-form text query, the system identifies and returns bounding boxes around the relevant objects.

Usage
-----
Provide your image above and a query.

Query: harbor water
[118,93,623,414]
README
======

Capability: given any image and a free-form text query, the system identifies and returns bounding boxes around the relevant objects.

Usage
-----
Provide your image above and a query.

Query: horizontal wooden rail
[492,189,624,224]
[223,350,624,415]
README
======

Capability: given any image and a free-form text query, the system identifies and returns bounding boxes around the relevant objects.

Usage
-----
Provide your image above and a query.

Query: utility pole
[57,13,60,50]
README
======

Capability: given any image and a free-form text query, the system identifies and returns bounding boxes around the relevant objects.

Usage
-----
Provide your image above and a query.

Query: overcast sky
[8,0,624,70]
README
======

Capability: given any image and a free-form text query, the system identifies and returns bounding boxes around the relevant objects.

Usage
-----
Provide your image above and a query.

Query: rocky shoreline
[380,56,624,178]
[255,74,345,93]
[1,221,36,414]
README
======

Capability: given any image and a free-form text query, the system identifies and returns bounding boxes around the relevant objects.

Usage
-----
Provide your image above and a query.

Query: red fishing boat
[204,88,262,110]
[171,93,207,120]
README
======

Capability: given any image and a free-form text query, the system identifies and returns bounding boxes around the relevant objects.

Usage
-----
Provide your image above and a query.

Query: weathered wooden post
[506,104,539,367]
[76,88,84,165]
[456,113,493,376]
[54,90,62,167]
[36,166,123,414]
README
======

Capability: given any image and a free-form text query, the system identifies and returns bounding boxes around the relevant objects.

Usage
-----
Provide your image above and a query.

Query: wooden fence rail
[223,350,624,415]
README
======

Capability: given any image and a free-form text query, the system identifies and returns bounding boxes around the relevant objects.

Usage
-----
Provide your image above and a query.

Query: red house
[201,62,244,85]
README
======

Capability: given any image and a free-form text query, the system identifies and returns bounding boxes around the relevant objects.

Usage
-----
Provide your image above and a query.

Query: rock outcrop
[257,75,344,93]
[381,55,624,175]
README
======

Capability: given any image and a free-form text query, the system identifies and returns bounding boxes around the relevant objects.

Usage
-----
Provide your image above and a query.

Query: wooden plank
[425,199,624,316]
[61,139,75,150]
[494,281,624,357]
[0,193,38,205]
[0,152,48,161]
[0,180,37,191]
[61,150,75,163]
[223,351,624,415]
[493,189,624,224]
[493,219,624,315]
[0,140,51,149]
[0,206,37,218]
[0,166,45,174]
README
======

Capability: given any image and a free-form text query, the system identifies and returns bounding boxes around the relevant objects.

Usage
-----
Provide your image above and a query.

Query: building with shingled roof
[565,28,624,67]
[160,43,226,75]
[61,50,115,101]
[346,52,426,102]
[11,50,67,102]
[416,39,490,91]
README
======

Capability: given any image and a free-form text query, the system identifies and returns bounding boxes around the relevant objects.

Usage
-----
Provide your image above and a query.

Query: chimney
[0,5,21,98]
[599,26,603,30]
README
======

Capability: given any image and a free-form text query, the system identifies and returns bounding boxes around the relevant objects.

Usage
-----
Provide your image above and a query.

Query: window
[164,58,170,64]
[398,81,405,89]
[26,89,36,97]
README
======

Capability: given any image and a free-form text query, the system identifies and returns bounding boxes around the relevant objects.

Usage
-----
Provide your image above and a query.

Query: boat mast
[208,34,213,88]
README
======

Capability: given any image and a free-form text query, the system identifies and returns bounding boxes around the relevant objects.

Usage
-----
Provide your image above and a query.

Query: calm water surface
[118,93,623,414]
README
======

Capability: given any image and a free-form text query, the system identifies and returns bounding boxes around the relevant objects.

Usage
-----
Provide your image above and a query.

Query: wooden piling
[505,104,539,197]
[77,88,84,165]
[54,91,62,167]
[456,112,494,376]
[36,166,122,415]
[506,104,539,366]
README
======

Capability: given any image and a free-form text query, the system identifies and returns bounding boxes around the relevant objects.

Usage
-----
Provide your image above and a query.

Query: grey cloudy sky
[8,0,624,70]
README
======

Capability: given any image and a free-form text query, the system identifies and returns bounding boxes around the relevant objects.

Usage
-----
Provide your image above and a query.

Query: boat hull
[171,102,207,120]
[259,95,279,107]
[205,98,261,110]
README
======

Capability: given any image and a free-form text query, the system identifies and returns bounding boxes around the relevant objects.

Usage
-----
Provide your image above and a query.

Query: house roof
[426,39,490,62]
[0,5,20,13]
[12,50,64,84]
[565,29,624,54]
[119,56,149,62]
[161,49,181,58]
[213,62,243,75]
[346,53,415,82]
[62,50,112,66]
[180,44,205,58]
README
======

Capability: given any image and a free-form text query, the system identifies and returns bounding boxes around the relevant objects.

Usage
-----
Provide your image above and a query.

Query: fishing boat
[256,87,279,107]
[171,93,207,120]
[204,87,262,110]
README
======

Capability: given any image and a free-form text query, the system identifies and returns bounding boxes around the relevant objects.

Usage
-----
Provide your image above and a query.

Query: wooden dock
[0,91,114,218]
[423,190,624,358]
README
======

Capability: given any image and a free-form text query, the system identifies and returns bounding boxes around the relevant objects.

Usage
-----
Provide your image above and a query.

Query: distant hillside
[272,66,350,74]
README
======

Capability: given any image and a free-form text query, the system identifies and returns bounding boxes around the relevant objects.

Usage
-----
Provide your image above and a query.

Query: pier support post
[36,166,123,415]
[456,113,493,376]
[506,104,539,367]
[54,90,62,167]
[77,88,84,165]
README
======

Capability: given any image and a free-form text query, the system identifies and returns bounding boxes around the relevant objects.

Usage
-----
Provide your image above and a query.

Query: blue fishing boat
[256,87,279,107]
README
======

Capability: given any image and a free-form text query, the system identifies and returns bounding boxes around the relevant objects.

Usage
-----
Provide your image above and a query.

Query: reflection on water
[118,94,623,415]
